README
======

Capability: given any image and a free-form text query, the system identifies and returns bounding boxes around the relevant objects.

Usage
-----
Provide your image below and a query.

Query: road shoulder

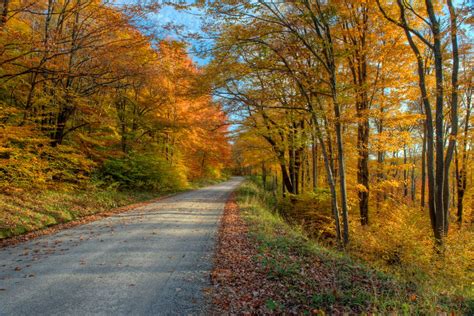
[0,193,178,249]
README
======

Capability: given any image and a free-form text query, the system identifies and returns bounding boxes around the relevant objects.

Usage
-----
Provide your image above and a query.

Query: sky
[131,2,243,130]
[141,4,210,65]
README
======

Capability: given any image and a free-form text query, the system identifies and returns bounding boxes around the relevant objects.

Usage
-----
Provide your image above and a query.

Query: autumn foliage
[0,0,231,238]
[0,0,231,193]
[0,0,472,312]
[204,0,473,311]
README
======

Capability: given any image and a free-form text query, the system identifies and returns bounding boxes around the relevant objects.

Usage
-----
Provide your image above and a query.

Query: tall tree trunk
[51,0,82,146]
[290,124,297,194]
[312,115,341,242]
[301,149,306,194]
[306,141,312,193]
[452,169,456,210]
[455,148,465,224]
[380,0,441,245]
[280,160,293,194]
[331,83,349,245]
[376,100,385,209]
[358,113,370,225]
[455,86,471,224]
[441,0,460,235]
[51,104,75,146]
[403,145,408,197]
[282,171,287,197]
[312,132,318,192]
[344,2,370,225]
[421,121,427,210]
[411,153,416,202]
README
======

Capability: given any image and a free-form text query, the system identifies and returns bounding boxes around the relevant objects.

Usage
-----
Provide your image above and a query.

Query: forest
[0,0,231,237]
[0,0,473,314]
[203,0,473,312]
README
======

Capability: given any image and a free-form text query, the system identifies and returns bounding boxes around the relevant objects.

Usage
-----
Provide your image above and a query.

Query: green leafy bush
[99,152,188,192]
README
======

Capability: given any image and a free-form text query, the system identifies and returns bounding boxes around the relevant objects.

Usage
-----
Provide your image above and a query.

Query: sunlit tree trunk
[442,0,460,234]
[312,115,342,242]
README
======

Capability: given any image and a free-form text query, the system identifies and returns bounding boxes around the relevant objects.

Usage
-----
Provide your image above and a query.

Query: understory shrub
[278,189,335,240]
[247,178,473,313]
[99,152,188,192]
[0,126,95,190]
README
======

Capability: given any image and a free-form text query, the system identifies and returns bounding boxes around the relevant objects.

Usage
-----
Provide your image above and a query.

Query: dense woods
[0,0,231,236]
[203,0,473,307]
[0,0,231,186]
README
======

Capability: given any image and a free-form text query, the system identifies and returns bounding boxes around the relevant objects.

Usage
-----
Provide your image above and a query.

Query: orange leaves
[114,38,232,181]
[0,0,231,190]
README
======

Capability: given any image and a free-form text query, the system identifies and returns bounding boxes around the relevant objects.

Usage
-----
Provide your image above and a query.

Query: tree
[377,0,461,246]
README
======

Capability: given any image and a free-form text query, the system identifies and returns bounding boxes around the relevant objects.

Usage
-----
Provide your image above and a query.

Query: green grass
[0,176,231,240]
[0,186,172,239]
[236,180,472,314]
[189,175,231,189]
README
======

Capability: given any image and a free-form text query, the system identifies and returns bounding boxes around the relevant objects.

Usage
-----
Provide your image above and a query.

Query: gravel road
[0,177,243,316]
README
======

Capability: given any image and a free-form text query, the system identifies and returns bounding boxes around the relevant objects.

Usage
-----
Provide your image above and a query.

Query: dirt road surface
[0,177,243,315]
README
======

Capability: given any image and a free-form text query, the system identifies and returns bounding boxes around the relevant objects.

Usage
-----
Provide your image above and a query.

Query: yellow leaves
[107,38,232,182]
[0,125,41,144]
[0,124,97,191]
[355,183,368,193]
[350,195,473,304]
[376,179,402,190]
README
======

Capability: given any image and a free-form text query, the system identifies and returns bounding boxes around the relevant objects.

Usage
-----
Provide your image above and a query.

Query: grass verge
[0,176,232,242]
[235,180,471,314]
[0,185,180,241]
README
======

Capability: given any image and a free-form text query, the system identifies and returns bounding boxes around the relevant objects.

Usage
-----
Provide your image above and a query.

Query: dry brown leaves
[208,194,396,315]
[210,194,261,314]
[209,194,300,315]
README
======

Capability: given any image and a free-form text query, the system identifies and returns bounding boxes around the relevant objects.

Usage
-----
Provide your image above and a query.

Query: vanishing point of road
[0,177,243,315]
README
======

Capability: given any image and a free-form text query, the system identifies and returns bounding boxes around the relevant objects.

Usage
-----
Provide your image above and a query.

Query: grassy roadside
[0,187,164,239]
[235,180,471,314]
[0,177,230,240]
